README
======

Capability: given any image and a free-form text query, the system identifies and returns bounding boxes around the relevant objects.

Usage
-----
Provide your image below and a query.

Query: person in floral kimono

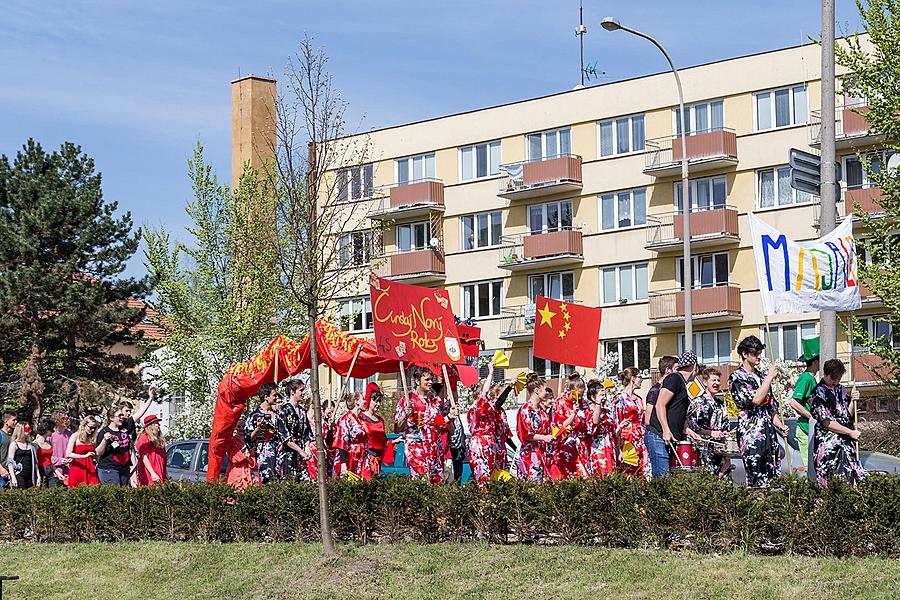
[687,367,731,477]
[550,374,589,479]
[394,367,456,484]
[615,367,650,479]
[244,383,280,484]
[492,385,515,474]
[306,398,335,482]
[276,379,313,481]
[360,383,387,480]
[333,392,369,478]
[467,363,502,486]
[516,373,553,482]
[587,379,617,476]
[728,336,787,488]
[226,418,256,491]
[810,358,865,486]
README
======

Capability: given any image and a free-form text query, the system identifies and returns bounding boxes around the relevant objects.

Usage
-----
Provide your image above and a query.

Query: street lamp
[601,17,693,353]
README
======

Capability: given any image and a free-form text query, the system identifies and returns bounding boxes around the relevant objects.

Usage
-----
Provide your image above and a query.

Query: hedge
[1,474,899,557]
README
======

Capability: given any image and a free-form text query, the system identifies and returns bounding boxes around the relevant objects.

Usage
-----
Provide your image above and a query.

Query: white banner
[749,212,861,315]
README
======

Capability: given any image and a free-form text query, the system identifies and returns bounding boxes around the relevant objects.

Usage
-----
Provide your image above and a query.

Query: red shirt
[136,433,167,486]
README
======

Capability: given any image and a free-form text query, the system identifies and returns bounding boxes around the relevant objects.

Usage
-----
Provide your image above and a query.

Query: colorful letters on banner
[369,277,465,364]
[749,212,861,315]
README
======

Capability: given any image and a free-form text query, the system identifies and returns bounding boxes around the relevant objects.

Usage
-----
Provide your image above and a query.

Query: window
[598,114,645,157]
[528,272,574,303]
[603,338,651,371]
[460,141,501,181]
[858,399,868,413]
[397,221,429,252]
[340,375,376,395]
[462,280,503,319]
[528,200,573,234]
[675,176,727,211]
[674,100,724,135]
[478,351,506,383]
[754,85,808,131]
[530,349,575,379]
[600,188,647,230]
[676,252,729,290]
[396,153,435,184]
[601,263,648,305]
[853,316,900,352]
[166,443,196,470]
[758,322,818,361]
[758,166,812,208]
[527,127,571,161]
[339,297,373,333]
[678,329,733,366]
[843,151,894,190]
[337,164,374,202]
[461,211,502,250]
[338,230,372,267]
[876,398,889,413]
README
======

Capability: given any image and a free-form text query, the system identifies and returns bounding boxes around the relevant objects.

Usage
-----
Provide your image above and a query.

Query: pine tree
[0,139,147,419]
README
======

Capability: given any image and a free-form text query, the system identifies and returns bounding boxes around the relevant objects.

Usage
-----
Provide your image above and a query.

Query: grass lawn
[0,542,898,600]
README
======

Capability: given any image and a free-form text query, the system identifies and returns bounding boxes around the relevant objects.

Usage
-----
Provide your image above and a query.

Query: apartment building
[231,38,896,413]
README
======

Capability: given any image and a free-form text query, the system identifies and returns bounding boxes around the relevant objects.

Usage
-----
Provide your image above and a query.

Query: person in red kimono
[467,364,501,486]
[615,367,650,479]
[225,418,256,491]
[550,373,589,480]
[360,383,387,480]
[492,382,516,474]
[588,379,618,477]
[516,372,553,482]
[334,392,369,478]
[394,367,455,484]
[306,398,336,482]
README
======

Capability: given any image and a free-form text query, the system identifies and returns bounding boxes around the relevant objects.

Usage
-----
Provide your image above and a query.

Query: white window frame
[757,165,812,209]
[678,329,733,366]
[460,211,502,250]
[527,271,575,304]
[754,85,808,131]
[529,348,575,380]
[527,127,572,161]
[842,150,894,191]
[875,398,889,413]
[461,279,503,319]
[597,113,646,158]
[599,188,647,231]
[340,375,376,395]
[675,175,728,212]
[396,153,436,185]
[528,200,573,234]
[397,221,429,253]
[459,140,501,181]
[672,99,725,135]
[338,296,373,333]
[676,252,730,290]
[601,262,649,306]
[603,337,651,372]
[853,316,900,352]
[758,321,818,361]
[338,230,372,268]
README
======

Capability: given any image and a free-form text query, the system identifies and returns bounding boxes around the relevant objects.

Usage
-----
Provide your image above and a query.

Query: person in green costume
[789,336,819,467]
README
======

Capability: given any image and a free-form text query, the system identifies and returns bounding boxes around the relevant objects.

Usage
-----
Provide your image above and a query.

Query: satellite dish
[429,237,439,248]
[887,153,900,172]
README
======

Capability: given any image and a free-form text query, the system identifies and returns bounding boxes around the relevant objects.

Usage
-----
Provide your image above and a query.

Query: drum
[712,437,740,458]
[669,440,700,471]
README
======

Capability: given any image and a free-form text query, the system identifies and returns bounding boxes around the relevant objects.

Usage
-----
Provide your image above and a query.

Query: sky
[0,1,865,279]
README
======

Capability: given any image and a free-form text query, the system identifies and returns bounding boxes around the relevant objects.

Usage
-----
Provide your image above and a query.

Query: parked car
[165,439,225,483]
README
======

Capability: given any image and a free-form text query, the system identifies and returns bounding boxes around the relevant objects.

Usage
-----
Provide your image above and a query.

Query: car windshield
[166,443,196,470]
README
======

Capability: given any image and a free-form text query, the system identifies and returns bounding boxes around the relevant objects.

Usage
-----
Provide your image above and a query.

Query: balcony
[374,248,445,285]
[810,101,885,150]
[840,352,888,387]
[845,186,885,217]
[498,228,584,271]
[644,206,740,252]
[499,304,536,342]
[643,129,738,177]
[498,155,583,200]
[368,179,445,220]
[648,284,742,327]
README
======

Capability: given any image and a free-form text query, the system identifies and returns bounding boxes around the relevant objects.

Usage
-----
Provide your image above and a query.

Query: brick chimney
[231,75,276,190]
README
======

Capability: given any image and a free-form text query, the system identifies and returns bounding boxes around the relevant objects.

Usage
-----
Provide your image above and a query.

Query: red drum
[669,441,700,471]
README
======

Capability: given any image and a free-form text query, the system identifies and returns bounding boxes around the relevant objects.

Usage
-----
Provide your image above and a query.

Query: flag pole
[847,315,859,461]
[441,363,457,410]
[764,316,793,474]
[274,346,280,385]
[336,343,364,405]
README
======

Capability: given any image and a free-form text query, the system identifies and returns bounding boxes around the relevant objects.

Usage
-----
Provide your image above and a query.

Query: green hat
[798,336,820,362]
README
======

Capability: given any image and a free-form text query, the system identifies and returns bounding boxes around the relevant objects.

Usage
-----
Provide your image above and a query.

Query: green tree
[837,1,900,386]
[143,144,287,438]
[0,139,146,419]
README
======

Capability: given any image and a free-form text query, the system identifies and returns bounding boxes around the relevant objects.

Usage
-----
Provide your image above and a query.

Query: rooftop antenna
[575,0,587,87]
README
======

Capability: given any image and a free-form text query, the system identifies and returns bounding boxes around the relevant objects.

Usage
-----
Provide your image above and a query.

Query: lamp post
[601,17,693,353]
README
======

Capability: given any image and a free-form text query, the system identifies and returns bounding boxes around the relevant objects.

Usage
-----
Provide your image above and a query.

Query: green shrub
[1,474,898,557]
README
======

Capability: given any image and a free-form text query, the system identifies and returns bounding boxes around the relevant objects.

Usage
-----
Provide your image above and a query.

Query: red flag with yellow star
[532,296,602,368]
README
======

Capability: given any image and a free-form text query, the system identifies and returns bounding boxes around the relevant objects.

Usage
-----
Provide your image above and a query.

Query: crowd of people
[0,397,168,490]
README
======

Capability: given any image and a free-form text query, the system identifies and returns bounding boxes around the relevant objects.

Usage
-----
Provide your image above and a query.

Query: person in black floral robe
[728,336,787,488]
[276,379,313,481]
[244,383,280,484]
[687,367,731,477]
[810,359,865,486]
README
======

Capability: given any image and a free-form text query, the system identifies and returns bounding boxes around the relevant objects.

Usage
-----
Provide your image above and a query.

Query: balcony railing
[644,205,739,252]
[810,100,883,149]
[841,352,888,386]
[643,128,738,176]
[648,283,742,326]
[499,304,537,341]
[374,248,445,284]
[845,185,885,216]
[368,179,444,220]
[498,228,584,271]
[498,154,583,200]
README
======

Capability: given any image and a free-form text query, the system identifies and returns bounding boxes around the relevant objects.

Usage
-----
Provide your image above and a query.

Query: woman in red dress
[34,419,55,487]
[588,379,618,477]
[334,392,369,478]
[225,418,256,491]
[516,372,553,482]
[550,374,590,479]
[394,367,452,484]
[360,383,387,480]
[135,415,167,486]
[66,418,100,487]
[467,363,501,486]
[615,367,650,479]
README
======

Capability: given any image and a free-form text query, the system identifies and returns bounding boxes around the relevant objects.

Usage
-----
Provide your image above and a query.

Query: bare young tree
[263,36,374,556]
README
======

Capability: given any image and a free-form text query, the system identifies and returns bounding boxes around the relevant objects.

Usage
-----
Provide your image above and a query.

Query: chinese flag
[532,296,602,369]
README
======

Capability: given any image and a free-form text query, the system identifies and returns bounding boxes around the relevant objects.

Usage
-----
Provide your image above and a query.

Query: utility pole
[819,0,837,362]
[576,1,587,87]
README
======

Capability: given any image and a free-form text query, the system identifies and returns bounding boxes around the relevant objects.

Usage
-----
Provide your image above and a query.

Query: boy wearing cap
[790,337,819,467]
[645,352,699,478]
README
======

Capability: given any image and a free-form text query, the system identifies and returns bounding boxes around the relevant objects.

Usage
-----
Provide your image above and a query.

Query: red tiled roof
[127,298,165,341]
